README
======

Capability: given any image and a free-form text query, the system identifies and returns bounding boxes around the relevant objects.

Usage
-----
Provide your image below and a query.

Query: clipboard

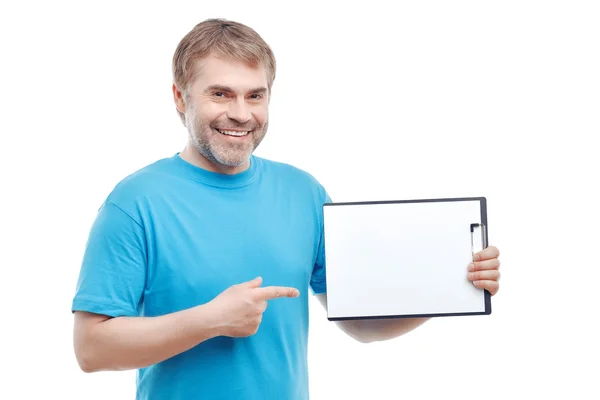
[322,196,491,321]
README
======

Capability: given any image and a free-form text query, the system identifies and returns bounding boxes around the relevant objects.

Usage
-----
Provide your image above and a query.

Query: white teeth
[218,129,250,137]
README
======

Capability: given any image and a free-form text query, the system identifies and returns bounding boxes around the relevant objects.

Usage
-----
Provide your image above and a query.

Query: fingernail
[468,263,474,271]
[473,254,480,261]
[467,272,474,279]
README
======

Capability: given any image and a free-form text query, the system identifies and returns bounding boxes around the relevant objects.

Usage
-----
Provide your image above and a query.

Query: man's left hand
[467,246,501,296]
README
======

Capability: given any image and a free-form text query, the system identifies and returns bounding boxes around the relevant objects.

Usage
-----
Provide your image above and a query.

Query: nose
[226,98,251,123]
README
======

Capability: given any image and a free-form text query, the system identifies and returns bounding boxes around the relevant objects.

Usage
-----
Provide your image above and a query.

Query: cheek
[255,107,269,126]
[192,103,224,125]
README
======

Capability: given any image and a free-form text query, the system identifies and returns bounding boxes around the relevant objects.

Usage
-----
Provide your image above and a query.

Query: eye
[213,92,226,97]
[249,94,263,100]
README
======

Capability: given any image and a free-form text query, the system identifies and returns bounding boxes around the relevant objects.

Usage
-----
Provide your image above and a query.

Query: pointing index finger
[255,286,300,300]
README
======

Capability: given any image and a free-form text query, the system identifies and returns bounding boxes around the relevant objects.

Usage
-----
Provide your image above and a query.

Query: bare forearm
[316,294,429,343]
[76,304,221,372]
[338,317,430,343]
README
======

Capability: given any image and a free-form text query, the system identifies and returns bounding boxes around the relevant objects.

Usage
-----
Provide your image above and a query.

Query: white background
[1,1,599,399]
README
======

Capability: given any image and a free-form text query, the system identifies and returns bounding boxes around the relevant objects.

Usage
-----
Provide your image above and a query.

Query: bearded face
[179,54,270,173]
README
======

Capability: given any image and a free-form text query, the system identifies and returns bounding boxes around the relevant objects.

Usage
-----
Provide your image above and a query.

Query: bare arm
[73,304,221,373]
[73,276,299,373]
[315,294,429,343]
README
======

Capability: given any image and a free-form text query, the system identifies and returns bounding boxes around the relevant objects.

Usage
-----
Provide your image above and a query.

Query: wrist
[192,301,225,339]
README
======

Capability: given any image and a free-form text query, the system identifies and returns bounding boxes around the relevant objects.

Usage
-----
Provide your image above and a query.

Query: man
[72,18,501,399]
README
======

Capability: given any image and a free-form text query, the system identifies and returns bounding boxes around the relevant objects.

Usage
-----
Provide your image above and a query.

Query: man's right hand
[209,276,300,338]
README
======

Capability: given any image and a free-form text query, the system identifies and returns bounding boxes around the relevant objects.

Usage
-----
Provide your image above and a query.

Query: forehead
[191,54,268,92]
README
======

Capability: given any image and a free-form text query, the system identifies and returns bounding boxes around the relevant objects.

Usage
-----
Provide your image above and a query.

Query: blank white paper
[323,199,488,319]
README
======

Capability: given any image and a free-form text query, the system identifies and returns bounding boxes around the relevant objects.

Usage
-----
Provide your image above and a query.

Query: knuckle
[250,318,262,335]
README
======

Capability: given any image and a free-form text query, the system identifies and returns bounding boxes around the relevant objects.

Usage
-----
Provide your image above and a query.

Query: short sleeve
[310,192,331,295]
[71,201,147,317]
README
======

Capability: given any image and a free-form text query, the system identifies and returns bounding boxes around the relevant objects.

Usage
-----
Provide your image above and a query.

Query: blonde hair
[172,18,277,125]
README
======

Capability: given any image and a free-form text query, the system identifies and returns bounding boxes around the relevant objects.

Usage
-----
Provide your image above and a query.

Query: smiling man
[71,18,501,400]
[176,55,270,173]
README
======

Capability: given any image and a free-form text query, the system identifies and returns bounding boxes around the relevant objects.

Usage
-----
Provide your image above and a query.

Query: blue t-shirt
[71,153,331,399]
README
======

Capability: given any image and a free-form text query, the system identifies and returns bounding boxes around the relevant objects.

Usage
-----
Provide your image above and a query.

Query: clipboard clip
[470,223,487,255]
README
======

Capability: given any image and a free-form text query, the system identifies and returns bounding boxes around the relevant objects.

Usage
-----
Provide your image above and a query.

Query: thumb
[244,276,263,288]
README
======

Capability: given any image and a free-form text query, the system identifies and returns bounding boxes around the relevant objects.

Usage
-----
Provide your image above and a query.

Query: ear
[172,83,186,113]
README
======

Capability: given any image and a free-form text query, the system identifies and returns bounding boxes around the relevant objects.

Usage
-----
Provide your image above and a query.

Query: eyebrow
[204,85,267,94]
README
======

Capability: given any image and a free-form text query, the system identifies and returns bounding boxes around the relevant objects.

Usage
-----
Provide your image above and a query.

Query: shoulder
[101,155,180,215]
[255,156,330,200]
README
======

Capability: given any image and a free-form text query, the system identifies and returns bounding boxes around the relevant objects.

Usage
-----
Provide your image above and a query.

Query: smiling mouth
[216,128,251,137]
